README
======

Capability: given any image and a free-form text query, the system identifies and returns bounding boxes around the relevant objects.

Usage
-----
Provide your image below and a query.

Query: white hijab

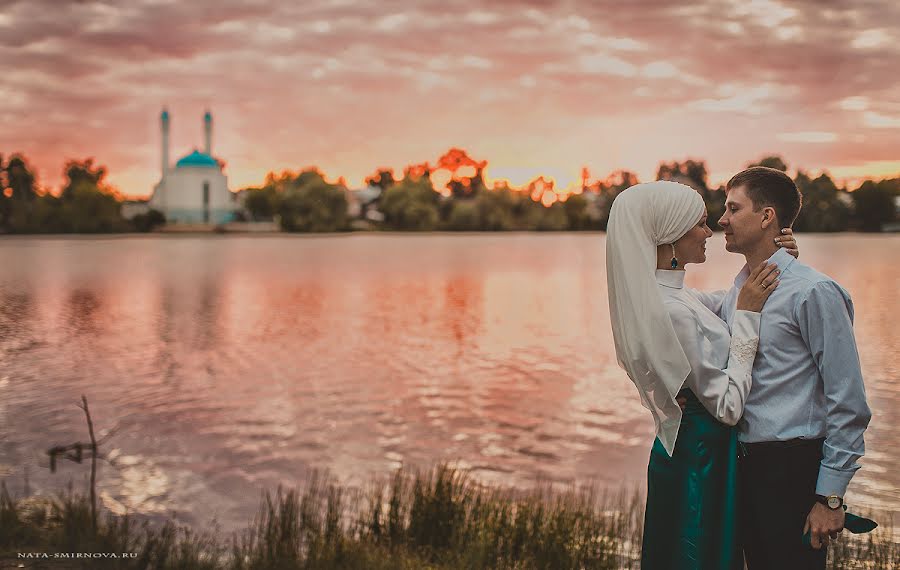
[606,181,706,456]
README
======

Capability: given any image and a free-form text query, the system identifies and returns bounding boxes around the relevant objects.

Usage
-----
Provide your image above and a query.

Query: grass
[1,465,896,569]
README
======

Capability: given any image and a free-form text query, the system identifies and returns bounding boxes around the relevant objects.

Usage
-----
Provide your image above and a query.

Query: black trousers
[738,438,828,570]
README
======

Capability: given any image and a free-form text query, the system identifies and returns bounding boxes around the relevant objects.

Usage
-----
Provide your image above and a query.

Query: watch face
[827,496,842,509]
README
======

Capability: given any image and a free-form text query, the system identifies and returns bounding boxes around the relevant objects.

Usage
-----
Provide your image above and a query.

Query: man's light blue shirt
[714,248,871,497]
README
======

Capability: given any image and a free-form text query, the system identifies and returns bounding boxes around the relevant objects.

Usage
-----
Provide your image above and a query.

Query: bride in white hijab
[605,180,787,569]
[606,180,703,454]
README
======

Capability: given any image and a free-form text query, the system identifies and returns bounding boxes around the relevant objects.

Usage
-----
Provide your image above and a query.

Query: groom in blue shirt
[716,167,871,569]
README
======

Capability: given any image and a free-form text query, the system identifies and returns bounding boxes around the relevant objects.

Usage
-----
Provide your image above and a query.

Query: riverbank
[1,465,896,569]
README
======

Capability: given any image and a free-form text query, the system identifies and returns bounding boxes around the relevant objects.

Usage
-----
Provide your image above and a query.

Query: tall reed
[2,466,896,569]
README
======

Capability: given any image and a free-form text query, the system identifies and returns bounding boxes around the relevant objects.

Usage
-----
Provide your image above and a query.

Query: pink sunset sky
[1,0,899,198]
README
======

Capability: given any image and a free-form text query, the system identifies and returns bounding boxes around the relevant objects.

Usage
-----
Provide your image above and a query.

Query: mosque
[147,109,238,224]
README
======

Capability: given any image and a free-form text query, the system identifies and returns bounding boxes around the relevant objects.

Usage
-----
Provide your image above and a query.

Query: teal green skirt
[641,390,741,570]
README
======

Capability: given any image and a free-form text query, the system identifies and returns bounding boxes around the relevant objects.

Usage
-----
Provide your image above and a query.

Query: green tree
[278,181,348,232]
[59,182,128,233]
[61,158,107,201]
[793,171,850,232]
[243,187,279,221]
[474,188,516,230]
[6,154,38,202]
[562,194,591,230]
[656,159,710,193]
[246,168,347,230]
[851,178,898,232]
[55,158,128,232]
[1,155,37,231]
[534,203,568,231]
[15,194,65,233]
[380,176,439,231]
[0,154,10,231]
[445,200,480,231]
[435,148,488,199]
[131,209,166,232]
[365,168,396,190]
[3,156,132,233]
[508,189,539,230]
[292,168,329,189]
[748,155,789,172]
[471,183,540,230]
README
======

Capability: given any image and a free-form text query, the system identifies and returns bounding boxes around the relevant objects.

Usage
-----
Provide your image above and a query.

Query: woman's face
[675,212,713,265]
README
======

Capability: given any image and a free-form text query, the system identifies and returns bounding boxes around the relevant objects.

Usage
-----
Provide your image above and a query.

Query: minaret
[204,110,212,156]
[161,107,170,180]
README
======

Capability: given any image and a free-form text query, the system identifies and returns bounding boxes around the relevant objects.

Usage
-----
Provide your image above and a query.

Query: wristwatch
[815,494,844,510]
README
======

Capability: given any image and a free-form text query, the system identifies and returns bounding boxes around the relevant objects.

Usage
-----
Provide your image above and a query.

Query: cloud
[519,75,537,88]
[863,111,900,129]
[573,54,637,77]
[851,29,891,49]
[462,55,493,69]
[0,0,898,194]
[464,11,500,25]
[776,132,838,143]
[839,96,869,111]
[689,84,782,115]
[641,61,679,79]
[374,13,409,32]
[725,0,798,28]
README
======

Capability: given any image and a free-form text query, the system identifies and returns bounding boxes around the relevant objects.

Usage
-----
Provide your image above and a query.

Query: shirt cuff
[815,465,853,497]
[731,309,761,336]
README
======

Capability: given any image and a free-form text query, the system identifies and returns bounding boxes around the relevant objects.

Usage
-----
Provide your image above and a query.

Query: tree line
[1,150,897,234]
[241,151,898,233]
[0,155,163,233]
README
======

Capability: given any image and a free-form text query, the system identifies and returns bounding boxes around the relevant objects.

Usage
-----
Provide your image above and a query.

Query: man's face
[718,185,765,253]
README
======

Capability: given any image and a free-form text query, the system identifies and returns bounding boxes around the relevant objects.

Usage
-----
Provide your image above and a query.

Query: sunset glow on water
[1,233,897,531]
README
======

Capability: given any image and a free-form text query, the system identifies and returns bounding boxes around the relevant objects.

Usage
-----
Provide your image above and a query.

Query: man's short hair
[726,166,802,227]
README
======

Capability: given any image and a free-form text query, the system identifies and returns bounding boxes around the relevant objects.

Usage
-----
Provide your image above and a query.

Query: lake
[0,233,897,531]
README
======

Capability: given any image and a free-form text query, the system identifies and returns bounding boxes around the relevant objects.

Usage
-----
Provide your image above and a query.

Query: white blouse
[655,270,760,426]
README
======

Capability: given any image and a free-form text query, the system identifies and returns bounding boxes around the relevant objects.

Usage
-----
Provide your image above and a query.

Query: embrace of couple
[606,166,872,569]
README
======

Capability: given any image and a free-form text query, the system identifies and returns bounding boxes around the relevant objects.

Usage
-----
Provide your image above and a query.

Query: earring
[670,244,678,269]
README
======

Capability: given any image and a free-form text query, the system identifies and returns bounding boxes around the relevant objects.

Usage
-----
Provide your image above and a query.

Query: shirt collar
[656,269,685,289]
[734,248,797,287]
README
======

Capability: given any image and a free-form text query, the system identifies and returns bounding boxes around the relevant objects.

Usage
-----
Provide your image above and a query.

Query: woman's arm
[668,303,760,425]
[692,290,728,315]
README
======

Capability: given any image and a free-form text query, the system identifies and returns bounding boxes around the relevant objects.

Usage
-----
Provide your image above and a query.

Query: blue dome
[175,150,218,169]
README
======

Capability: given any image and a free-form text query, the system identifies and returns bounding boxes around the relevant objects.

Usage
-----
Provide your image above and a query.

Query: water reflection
[65,289,102,335]
[0,234,896,532]
[193,277,222,351]
[442,275,482,351]
[0,290,36,354]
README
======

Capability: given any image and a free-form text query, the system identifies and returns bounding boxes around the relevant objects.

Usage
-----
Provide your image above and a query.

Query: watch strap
[815,494,843,510]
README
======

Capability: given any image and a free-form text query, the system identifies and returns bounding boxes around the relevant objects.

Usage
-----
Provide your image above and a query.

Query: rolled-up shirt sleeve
[796,282,872,497]
[669,304,760,426]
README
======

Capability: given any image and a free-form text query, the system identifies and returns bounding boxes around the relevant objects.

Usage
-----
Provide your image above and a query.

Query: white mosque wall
[149,167,237,224]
